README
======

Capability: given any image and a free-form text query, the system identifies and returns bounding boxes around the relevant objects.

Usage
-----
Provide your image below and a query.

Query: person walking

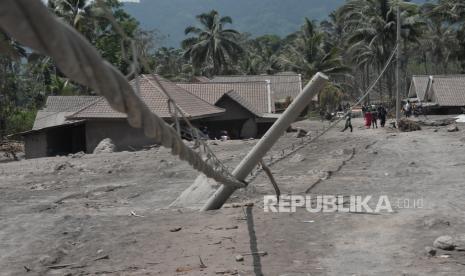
[341,112,353,132]
[365,107,372,129]
[378,105,387,127]
[404,100,411,118]
[371,108,378,128]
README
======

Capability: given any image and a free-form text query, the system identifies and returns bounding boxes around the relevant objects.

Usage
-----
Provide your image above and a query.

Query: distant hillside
[123,0,427,47]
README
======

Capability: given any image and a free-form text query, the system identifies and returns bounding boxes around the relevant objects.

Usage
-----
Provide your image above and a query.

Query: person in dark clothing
[371,109,378,128]
[341,112,353,132]
[378,105,387,127]
[200,126,210,139]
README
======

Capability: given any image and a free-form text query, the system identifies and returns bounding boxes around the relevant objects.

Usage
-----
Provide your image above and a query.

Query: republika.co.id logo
[264,195,423,213]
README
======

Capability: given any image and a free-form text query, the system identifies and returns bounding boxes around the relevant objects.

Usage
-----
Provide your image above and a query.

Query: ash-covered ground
[1,117,465,275]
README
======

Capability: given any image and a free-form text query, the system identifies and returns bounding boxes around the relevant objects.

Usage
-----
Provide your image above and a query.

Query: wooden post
[201,72,329,211]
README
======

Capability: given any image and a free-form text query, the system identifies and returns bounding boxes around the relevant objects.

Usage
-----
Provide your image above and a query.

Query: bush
[5,109,36,135]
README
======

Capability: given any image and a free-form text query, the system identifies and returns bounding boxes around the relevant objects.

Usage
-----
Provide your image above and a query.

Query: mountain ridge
[123,0,426,47]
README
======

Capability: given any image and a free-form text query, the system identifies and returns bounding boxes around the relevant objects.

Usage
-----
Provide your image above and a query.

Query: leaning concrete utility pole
[202,73,329,211]
[396,3,401,123]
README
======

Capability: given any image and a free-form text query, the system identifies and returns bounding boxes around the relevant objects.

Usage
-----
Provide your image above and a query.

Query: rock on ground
[93,138,116,154]
[447,124,459,132]
[433,235,456,250]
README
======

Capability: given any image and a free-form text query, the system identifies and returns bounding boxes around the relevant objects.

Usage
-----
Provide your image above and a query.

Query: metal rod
[201,72,329,211]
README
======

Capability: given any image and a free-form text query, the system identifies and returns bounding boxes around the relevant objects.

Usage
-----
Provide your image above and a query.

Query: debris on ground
[54,161,74,172]
[295,128,308,138]
[234,255,244,262]
[423,218,450,229]
[215,269,238,275]
[286,125,298,132]
[0,140,23,161]
[93,138,116,154]
[418,118,455,127]
[223,202,254,208]
[398,119,421,132]
[289,153,306,163]
[176,266,192,272]
[433,235,456,250]
[425,246,436,257]
[199,256,207,269]
[69,151,85,158]
[447,124,459,132]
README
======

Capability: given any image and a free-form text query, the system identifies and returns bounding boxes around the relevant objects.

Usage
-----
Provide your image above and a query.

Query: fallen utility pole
[201,73,329,211]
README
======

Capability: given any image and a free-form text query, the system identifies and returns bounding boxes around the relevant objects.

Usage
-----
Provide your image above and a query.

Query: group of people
[403,100,423,117]
[362,104,388,129]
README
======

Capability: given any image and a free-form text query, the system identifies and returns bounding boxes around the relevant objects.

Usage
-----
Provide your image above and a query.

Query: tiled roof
[223,90,263,116]
[210,73,302,100]
[176,81,273,114]
[43,96,99,112]
[69,75,225,120]
[32,96,99,130]
[409,76,429,100]
[431,75,465,106]
[410,75,465,106]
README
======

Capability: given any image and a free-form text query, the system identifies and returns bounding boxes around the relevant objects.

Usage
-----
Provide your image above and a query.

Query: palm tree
[280,18,350,81]
[48,0,94,37]
[421,19,458,74]
[238,35,282,75]
[339,0,423,100]
[423,0,465,72]
[182,10,243,75]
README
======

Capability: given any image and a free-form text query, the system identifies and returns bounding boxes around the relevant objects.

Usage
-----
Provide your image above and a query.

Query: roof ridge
[67,96,104,119]
[213,73,299,77]
[223,90,262,116]
[141,75,192,117]
[142,75,225,117]
[412,74,465,78]
[176,81,269,85]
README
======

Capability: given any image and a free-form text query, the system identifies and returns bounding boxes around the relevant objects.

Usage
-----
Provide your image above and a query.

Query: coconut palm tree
[280,18,350,81]
[238,35,282,75]
[182,10,243,75]
[339,0,423,99]
[423,0,465,72]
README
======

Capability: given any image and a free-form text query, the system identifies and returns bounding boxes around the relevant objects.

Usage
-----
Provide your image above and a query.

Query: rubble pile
[398,119,421,132]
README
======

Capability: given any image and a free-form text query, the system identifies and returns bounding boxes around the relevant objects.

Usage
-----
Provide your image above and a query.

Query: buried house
[408,75,465,114]
[208,73,304,110]
[177,81,280,138]
[22,74,298,159]
[21,75,225,159]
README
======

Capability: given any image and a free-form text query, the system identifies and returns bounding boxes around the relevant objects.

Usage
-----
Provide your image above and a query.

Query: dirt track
[1,117,465,275]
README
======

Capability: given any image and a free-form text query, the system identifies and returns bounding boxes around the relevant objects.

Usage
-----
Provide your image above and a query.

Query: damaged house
[208,73,303,110]
[22,75,224,158]
[22,73,303,159]
[177,81,279,138]
[408,75,465,114]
